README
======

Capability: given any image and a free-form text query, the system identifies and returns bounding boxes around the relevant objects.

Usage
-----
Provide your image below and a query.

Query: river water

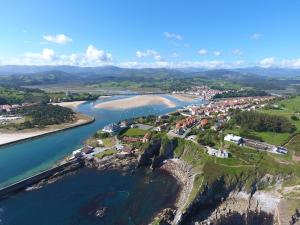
[0,95,204,225]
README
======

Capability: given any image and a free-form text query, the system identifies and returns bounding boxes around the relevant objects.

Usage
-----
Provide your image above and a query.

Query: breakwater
[0,158,84,199]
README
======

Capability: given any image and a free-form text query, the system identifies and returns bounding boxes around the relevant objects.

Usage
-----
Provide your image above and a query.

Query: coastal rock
[95,207,107,218]
[158,158,195,225]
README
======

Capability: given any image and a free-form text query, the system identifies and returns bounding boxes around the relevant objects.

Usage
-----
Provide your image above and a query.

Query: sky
[0,0,300,68]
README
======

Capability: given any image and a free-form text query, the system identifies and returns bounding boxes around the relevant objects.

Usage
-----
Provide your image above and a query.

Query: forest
[232,110,296,133]
[12,104,75,129]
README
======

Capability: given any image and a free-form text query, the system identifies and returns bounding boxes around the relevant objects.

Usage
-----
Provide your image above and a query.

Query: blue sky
[0,0,300,68]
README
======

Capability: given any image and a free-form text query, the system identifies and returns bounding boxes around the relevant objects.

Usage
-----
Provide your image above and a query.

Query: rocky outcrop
[85,154,137,171]
[158,159,196,225]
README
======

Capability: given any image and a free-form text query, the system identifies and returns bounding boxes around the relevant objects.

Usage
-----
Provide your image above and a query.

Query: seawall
[0,159,84,199]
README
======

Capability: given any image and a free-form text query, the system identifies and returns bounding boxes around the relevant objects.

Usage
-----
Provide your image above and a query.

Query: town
[72,93,288,164]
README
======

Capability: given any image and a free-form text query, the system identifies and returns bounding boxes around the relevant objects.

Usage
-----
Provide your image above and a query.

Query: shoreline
[0,114,95,148]
[51,100,87,109]
[94,95,177,110]
[156,159,196,224]
[170,94,199,102]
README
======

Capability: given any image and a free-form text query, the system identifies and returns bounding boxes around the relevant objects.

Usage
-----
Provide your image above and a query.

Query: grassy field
[256,96,300,145]
[95,149,117,159]
[102,137,116,147]
[120,128,147,137]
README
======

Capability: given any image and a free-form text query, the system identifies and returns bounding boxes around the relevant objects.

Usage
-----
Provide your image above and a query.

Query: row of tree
[12,103,75,129]
[213,89,269,99]
[233,110,296,133]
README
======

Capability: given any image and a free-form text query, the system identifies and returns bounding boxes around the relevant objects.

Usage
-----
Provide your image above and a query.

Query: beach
[51,101,86,109]
[171,94,198,102]
[94,95,177,109]
[0,114,94,147]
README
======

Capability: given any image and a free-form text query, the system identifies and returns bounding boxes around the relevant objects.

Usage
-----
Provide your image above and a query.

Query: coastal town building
[206,146,229,158]
[142,132,151,143]
[102,123,121,134]
[81,146,95,155]
[224,134,243,145]
[175,116,196,133]
[154,123,168,132]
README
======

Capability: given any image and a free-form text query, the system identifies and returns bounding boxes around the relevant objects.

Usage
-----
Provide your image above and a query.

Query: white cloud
[213,51,221,56]
[250,33,262,40]
[135,49,163,61]
[25,48,56,61]
[164,32,183,41]
[259,57,300,68]
[260,57,275,67]
[43,34,72,44]
[198,49,208,55]
[86,45,112,62]
[232,49,243,56]
[171,52,179,58]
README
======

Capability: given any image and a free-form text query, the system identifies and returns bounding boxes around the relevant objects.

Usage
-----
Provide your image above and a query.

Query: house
[206,146,229,158]
[116,144,124,151]
[81,146,94,155]
[102,123,121,134]
[120,119,134,127]
[142,132,151,143]
[187,135,197,141]
[0,105,12,112]
[218,149,229,158]
[122,136,142,143]
[224,134,243,145]
[274,146,288,154]
[175,116,196,133]
[200,118,209,127]
[154,123,168,132]
[72,149,83,158]
[159,114,169,120]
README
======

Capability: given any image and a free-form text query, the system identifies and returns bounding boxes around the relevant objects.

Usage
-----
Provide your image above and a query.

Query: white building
[274,146,288,154]
[206,146,229,158]
[224,134,243,145]
[102,123,121,134]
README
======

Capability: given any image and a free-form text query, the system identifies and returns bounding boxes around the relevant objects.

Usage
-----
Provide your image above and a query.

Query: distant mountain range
[0,65,300,77]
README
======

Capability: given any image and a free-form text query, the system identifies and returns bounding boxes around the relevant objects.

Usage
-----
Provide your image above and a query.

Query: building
[200,118,209,127]
[122,136,142,143]
[274,146,288,154]
[206,146,229,158]
[142,132,151,143]
[224,134,243,145]
[102,123,121,134]
[81,146,94,155]
[154,123,168,132]
[175,116,196,133]
[72,149,83,158]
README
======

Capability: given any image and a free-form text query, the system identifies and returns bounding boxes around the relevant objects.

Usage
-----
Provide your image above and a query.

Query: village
[72,93,288,163]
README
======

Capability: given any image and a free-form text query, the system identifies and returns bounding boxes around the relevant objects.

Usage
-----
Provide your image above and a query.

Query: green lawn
[259,96,300,131]
[95,149,117,159]
[120,128,147,137]
[102,137,116,147]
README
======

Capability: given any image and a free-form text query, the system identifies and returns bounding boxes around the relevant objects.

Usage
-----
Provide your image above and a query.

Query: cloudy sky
[0,0,300,68]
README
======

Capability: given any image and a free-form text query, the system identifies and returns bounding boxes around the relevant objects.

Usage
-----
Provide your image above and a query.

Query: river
[0,95,204,225]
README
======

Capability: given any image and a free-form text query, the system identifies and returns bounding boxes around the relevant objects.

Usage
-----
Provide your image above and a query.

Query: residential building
[224,134,243,145]
[102,123,121,134]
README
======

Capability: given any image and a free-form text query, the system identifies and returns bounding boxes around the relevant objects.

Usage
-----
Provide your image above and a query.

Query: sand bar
[51,101,86,109]
[171,94,198,102]
[0,115,94,147]
[94,95,176,110]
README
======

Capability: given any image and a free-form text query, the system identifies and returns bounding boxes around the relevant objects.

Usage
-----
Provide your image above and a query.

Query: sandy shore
[51,101,86,109]
[171,94,199,102]
[94,95,176,110]
[0,114,94,147]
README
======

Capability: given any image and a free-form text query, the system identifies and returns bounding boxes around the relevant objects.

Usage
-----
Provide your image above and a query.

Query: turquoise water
[0,95,204,187]
[0,168,180,225]
[0,95,204,225]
